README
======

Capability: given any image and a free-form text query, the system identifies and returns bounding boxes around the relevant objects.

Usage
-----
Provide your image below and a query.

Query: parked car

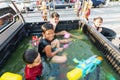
[92,0,106,8]
[70,0,105,8]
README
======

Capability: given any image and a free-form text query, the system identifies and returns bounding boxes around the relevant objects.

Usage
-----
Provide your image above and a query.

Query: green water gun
[67,55,103,80]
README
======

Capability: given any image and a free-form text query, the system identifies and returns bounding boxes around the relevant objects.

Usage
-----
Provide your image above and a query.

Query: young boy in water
[23,49,42,80]
[38,23,67,63]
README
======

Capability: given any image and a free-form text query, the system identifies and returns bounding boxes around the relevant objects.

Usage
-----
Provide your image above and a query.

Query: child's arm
[44,45,63,58]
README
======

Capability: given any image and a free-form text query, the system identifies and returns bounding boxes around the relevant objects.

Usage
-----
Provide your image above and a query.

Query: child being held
[23,49,42,80]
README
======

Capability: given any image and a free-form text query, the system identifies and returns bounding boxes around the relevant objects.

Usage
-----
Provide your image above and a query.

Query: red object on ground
[32,36,39,47]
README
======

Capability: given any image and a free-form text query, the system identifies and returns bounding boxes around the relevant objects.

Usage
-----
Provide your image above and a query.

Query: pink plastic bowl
[63,44,69,48]
[64,33,70,38]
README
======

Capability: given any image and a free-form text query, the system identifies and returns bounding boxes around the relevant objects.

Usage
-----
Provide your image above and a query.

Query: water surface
[0,30,119,80]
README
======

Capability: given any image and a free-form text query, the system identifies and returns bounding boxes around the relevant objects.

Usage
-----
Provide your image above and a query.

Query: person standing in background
[74,0,81,17]
[39,0,48,21]
[77,0,93,21]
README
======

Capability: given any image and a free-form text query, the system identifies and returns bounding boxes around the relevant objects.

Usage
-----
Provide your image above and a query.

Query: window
[0,13,13,29]
[0,7,19,33]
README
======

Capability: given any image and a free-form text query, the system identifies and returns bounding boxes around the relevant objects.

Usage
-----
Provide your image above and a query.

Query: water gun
[0,72,22,80]
[67,55,103,80]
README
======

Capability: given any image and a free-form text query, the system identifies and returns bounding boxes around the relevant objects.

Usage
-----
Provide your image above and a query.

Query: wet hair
[93,17,103,23]
[23,49,38,64]
[41,23,54,32]
[51,12,60,18]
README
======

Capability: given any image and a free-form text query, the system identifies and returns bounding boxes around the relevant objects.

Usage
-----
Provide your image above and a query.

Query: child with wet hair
[92,17,103,32]
[23,49,42,80]
[38,23,67,63]
[50,12,81,43]
[50,12,70,36]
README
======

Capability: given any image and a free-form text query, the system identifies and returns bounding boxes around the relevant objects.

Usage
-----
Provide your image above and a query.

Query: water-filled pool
[0,30,119,80]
